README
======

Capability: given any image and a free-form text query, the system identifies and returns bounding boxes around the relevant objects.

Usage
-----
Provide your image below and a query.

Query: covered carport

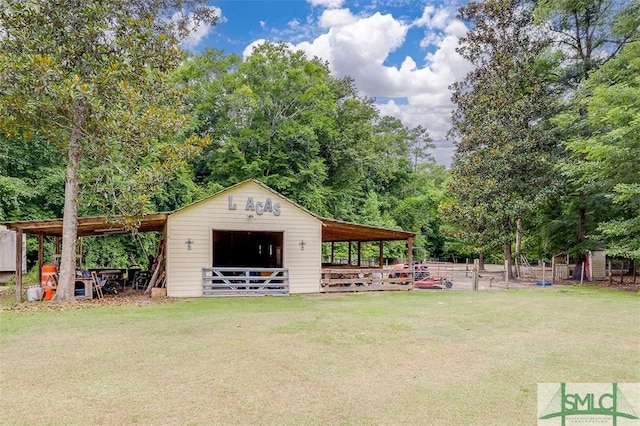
[318,217,416,291]
[2,214,167,301]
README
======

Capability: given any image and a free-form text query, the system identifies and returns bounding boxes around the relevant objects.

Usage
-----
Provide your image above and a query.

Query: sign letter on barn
[238,197,282,216]
[228,196,237,210]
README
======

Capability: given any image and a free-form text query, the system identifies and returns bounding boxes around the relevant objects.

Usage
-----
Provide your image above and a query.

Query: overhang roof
[1,213,414,242]
[1,213,169,237]
[320,217,415,242]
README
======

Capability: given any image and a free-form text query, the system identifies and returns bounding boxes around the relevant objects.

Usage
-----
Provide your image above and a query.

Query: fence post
[551,257,555,285]
[473,258,480,291]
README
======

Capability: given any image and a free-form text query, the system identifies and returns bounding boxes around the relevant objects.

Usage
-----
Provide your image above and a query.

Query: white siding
[166,181,322,297]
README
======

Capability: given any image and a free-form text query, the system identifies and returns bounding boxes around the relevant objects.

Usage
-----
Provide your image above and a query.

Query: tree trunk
[515,216,522,277]
[52,102,86,302]
[504,242,513,280]
[479,252,485,271]
[571,202,587,280]
[515,216,522,255]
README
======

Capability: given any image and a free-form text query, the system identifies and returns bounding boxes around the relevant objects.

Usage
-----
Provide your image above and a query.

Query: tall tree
[535,0,639,85]
[189,43,336,212]
[534,0,639,274]
[447,0,558,276]
[0,0,216,300]
[0,134,65,221]
[186,43,417,221]
[562,41,640,259]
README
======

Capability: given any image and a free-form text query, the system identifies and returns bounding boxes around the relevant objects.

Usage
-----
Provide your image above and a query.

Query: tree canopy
[447,0,559,272]
[0,0,217,300]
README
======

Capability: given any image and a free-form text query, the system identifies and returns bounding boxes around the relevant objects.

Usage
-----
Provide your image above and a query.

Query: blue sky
[182,0,473,167]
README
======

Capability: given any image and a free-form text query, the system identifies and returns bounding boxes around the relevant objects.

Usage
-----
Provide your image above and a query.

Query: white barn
[166,179,322,296]
[3,179,416,300]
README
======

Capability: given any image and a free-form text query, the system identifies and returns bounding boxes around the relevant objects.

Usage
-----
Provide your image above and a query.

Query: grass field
[1,286,638,425]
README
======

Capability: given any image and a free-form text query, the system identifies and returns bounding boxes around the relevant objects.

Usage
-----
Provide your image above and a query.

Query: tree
[393,163,448,259]
[0,134,65,221]
[447,0,558,276]
[534,0,639,275]
[407,126,434,195]
[563,41,640,259]
[185,43,417,222]
[188,43,338,212]
[535,0,639,85]
[0,0,216,300]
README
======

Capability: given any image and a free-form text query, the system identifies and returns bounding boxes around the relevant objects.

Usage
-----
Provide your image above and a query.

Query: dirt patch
[0,286,175,313]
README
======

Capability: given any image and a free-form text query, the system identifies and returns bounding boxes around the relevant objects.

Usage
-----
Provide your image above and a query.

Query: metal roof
[320,217,415,242]
[1,213,169,237]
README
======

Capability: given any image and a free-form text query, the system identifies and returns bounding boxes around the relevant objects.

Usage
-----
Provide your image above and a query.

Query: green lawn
[1,287,638,425]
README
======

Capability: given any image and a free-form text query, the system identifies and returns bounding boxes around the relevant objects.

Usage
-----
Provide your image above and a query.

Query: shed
[587,250,606,280]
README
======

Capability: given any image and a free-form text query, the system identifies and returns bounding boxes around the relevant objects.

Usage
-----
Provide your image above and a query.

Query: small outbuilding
[3,179,416,299]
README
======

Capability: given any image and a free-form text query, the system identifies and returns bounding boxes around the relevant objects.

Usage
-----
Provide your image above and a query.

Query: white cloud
[288,19,301,29]
[243,5,472,167]
[307,0,344,8]
[414,6,451,30]
[177,6,222,51]
[319,8,358,28]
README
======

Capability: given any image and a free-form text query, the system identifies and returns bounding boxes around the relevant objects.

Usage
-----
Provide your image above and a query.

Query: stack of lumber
[144,241,166,294]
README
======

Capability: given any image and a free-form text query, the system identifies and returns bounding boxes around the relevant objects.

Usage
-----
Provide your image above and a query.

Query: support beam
[331,242,335,264]
[15,229,23,302]
[379,241,384,268]
[38,234,43,285]
[407,237,413,266]
[357,241,362,267]
[348,241,352,266]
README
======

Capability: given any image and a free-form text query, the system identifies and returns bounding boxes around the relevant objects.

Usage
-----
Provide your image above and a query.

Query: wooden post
[504,259,510,290]
[465,258,469,278]
[348,241,352,266]
[473,258,479,291]
[357,241,362,267]
[331,242,335,264]
[608,261,612,286]
[551,257,555,284]
[620,261,624,284]
[38,234,43,285]
[407,237,413,266]
[542,260,546,285]
[378,241,384,268]
[15,229,23,302]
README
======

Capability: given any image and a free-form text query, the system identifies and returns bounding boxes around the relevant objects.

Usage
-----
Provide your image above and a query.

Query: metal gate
[202,267,289,296]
